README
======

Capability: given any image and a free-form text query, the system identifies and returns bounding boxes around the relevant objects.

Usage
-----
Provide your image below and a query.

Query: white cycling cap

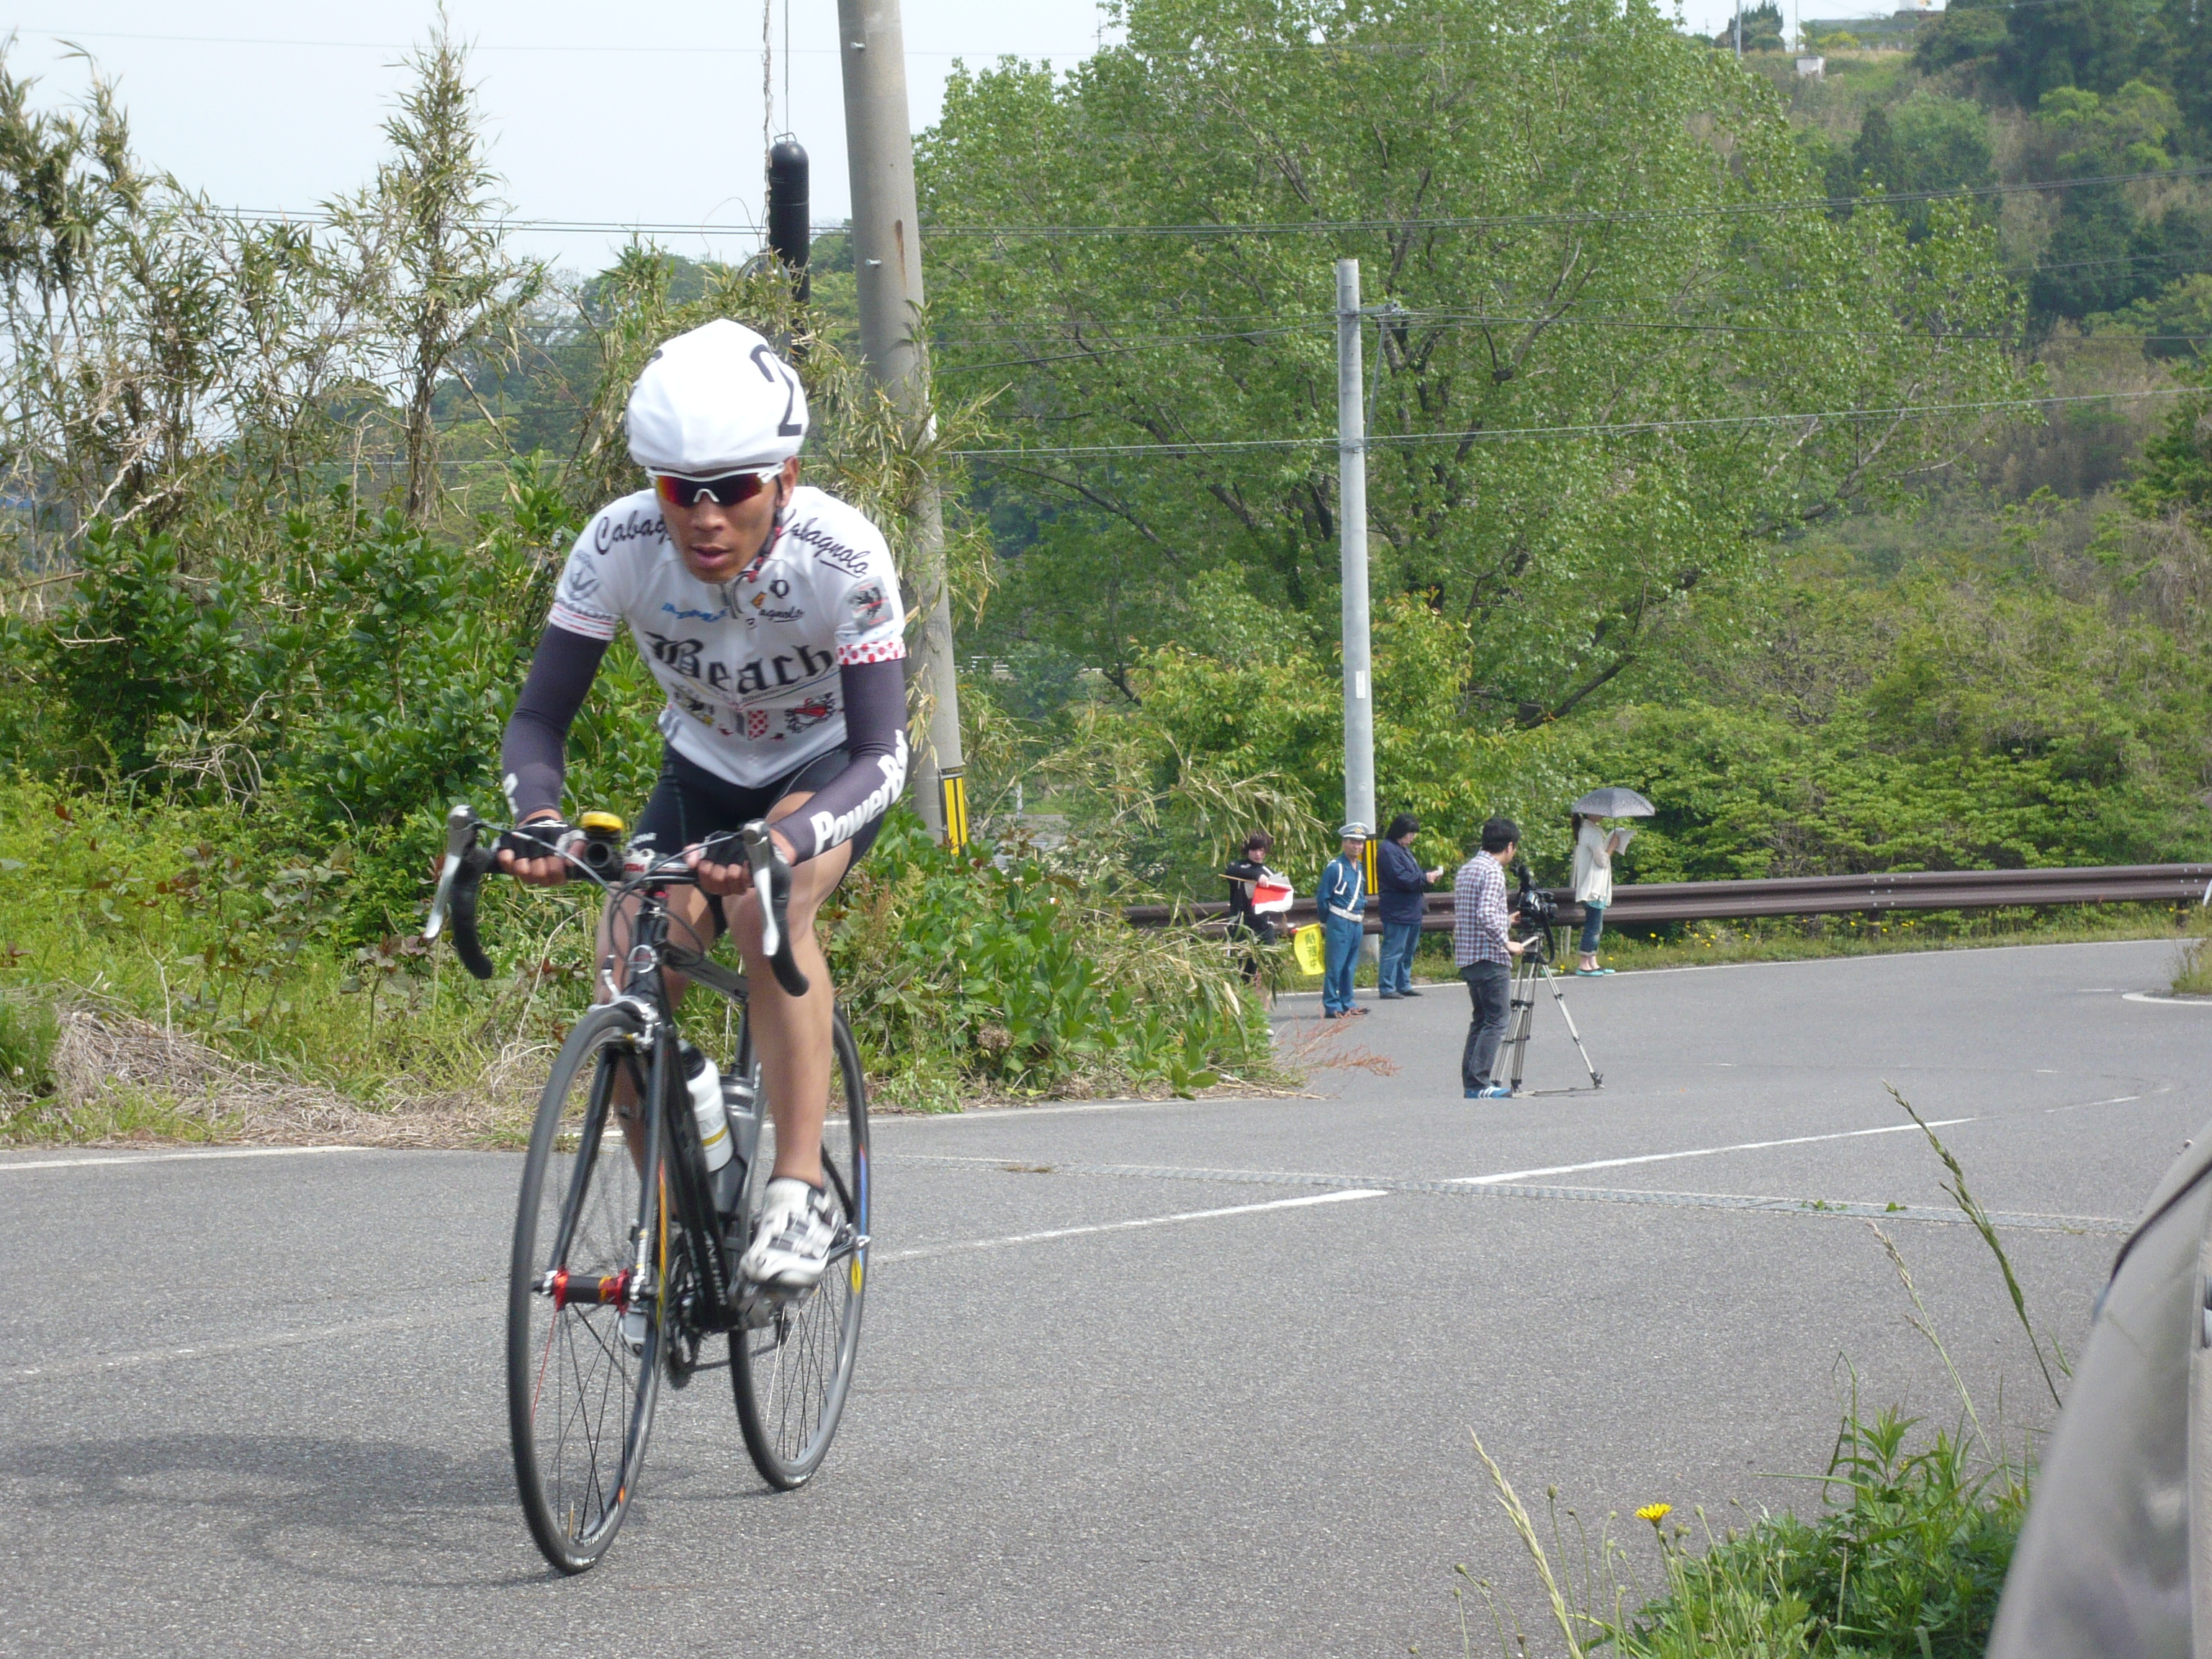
[626,318,809,476]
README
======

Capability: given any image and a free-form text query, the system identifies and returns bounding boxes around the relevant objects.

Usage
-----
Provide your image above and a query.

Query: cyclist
[494,318,907,1290]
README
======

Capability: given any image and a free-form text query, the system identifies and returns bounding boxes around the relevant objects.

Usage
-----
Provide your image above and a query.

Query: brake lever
[425,804,482,941]
[739,820,811,998]
[740,822,783,961]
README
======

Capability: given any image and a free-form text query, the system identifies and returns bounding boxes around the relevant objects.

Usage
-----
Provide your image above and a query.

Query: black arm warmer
[771,657,909,863]
[500,625,610,819]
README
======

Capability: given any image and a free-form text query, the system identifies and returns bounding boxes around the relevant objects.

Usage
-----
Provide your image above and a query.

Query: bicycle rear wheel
[732,1009,869,1488]
[508,1004,665,1572]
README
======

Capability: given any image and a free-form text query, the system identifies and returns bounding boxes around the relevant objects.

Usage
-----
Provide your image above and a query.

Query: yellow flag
[1292,923,1325,976]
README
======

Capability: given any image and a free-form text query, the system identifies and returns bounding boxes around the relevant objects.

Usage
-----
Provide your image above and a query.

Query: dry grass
[6,992,1302,1144]
[1273,1016,1401,1077]
[8,997,546,1148]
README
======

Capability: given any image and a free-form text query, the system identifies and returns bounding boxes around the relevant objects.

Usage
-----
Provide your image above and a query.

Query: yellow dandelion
[1635,1502,1672,1525]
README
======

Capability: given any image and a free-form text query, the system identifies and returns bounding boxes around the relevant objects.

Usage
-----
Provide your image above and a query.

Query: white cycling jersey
[547,485,908,788]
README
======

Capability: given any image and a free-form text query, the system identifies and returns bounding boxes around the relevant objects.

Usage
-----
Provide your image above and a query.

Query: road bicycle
[424,805,870,1573]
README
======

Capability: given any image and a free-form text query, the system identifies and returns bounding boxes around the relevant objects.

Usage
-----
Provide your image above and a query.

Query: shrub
[1605,1407,2023,1658]
[826,809,1274,1107]
[0,990,57,1099]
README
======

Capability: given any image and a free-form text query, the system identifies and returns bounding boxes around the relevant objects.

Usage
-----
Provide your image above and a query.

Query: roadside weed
[1456,1093,2046,1658]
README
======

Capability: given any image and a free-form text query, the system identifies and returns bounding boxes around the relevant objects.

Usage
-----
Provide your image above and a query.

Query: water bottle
[721,1067,756,1129]
[679,1042,740,1218]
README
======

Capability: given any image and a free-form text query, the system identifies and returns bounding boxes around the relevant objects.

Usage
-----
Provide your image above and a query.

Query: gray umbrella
[1570,786,1655,818]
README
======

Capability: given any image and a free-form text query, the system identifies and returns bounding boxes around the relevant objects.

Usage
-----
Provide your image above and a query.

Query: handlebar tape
[449,845,498,981]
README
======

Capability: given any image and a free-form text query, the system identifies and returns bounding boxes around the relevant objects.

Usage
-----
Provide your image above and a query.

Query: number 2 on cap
[750,343,804,438]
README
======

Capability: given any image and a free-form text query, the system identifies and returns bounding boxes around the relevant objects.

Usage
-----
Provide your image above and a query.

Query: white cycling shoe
[739,1177,837,1288]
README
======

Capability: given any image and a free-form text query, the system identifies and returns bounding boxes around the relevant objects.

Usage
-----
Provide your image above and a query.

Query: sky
[8,1,1923,273]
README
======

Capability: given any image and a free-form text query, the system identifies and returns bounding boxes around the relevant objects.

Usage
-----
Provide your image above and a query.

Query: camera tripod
[1499,926,1604,1097]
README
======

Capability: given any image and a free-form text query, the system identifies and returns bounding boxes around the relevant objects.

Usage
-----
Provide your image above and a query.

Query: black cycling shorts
[634,744,887,869]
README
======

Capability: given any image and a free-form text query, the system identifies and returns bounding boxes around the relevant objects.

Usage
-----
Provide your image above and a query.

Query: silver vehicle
[1990,1123,2212,1655]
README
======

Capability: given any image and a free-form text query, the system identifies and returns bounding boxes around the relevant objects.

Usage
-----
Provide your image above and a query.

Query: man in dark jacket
[1376,813,1441,999]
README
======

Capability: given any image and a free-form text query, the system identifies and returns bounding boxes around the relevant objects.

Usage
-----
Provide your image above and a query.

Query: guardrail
[1123,863,2212,935]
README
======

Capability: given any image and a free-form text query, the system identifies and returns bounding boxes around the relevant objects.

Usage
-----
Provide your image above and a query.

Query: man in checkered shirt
[1453,817,1530,1098]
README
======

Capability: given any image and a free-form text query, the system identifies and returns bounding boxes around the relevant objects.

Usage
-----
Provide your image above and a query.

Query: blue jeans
[1322,917,1363,1013]
[1379,920,1421,995]
[1579,902,1606,957]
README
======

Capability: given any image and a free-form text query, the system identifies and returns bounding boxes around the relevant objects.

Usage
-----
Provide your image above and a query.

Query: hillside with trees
[925,0,2212,888]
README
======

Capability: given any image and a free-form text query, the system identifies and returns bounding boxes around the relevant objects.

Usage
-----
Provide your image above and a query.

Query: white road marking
[872,1187,1390,1264]
[0,1145,375,1174]
[2123,992,2212,1006]
[1455,1095,2142,1185]
[872,1152,2126,1232]
[1452,1119,1980,1184]
[893,1097,1199,1122]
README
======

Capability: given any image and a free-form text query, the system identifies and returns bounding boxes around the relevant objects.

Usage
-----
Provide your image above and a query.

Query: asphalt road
[5,938,2207,1657]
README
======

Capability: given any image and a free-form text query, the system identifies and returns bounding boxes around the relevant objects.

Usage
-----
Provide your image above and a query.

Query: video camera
[1511,860,1558,961]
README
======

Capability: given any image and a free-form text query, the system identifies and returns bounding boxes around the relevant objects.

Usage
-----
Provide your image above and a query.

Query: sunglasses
[652,467,781,510]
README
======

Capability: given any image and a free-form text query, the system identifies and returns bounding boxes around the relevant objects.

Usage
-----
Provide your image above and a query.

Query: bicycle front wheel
[732,1010,870,1489]
[508,1004,665,1573]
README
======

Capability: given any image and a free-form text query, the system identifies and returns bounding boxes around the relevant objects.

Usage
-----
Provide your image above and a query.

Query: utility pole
[1735,0,1744,58]
[837,0,967,847]
[1336,258,1376,900]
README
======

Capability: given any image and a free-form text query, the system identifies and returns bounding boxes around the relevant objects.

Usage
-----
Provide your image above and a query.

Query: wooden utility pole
[837,0,967,845]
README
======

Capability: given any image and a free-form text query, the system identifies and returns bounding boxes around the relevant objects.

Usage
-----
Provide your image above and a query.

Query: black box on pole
[767,139,811,305]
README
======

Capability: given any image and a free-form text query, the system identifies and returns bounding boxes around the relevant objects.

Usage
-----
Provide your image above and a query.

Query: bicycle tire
[508,1003,667,1572]
[732,1009,870,1489]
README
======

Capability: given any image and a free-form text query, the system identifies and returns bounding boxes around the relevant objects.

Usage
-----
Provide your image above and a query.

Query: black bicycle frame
[603,884,783,1336]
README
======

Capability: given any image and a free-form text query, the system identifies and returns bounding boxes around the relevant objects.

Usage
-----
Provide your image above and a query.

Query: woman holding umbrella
[1569,787,1653,976]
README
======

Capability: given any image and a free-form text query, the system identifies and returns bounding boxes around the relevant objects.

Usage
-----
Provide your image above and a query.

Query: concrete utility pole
[1735,1,1744,57]
[1336,258,1376,894]
[837,0,967,847]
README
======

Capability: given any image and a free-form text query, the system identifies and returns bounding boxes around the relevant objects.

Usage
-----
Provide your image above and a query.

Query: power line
[0,24,1086,57]
[921,163,2212,239]
[932,306,2211,369]
[948,387,2196,462]
[223,207,766,238]
[211,158,2211,249]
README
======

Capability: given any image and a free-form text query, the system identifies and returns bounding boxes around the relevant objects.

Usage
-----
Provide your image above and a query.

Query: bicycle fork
[620,1033,672,1354]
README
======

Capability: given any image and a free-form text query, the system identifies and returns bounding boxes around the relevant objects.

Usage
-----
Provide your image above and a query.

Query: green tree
[1845,94,1995,241]
[326,19,542,522]
[922,0,2026,721]
[2026,82,2203,321]
[2132,365,2212,523]
[1913,0,2008,77]
[1712,3,1783,53]
[2088,272,2212,361]
[0,52,357,560]
[1998,0,2163,104]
